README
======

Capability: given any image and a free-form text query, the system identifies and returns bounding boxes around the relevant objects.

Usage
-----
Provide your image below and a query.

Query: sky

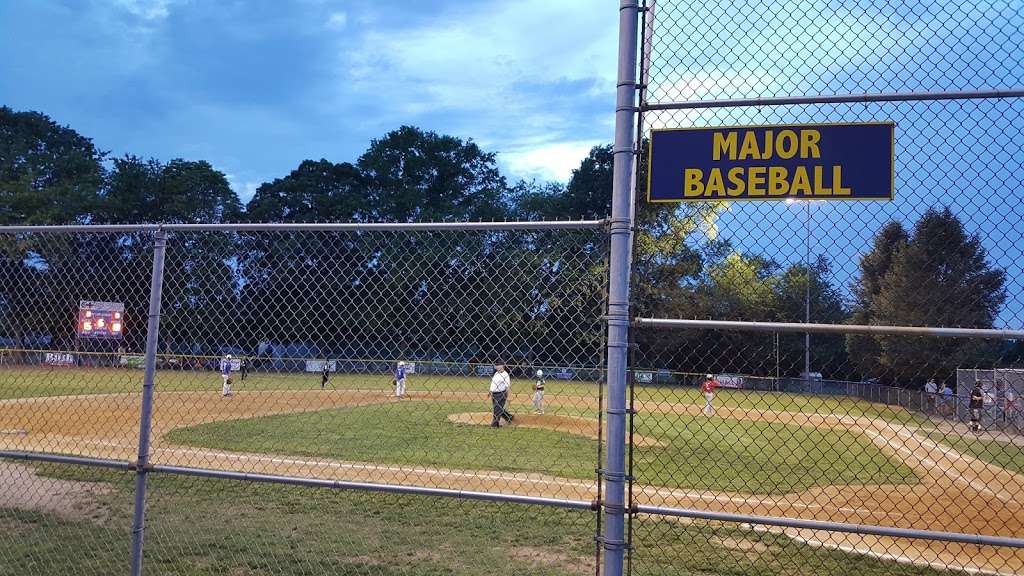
[2,0,1022,326]
[0,0,617,199]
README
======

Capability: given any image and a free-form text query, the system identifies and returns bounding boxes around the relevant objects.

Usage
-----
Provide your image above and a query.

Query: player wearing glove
[220,354,233,397]
[533,369,545,414]
[395,361,407,399]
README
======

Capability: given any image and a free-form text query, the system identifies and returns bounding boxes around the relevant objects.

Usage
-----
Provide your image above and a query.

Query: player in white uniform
[395,361,407,398]
[533,369,545,414]
[220,354,233,397]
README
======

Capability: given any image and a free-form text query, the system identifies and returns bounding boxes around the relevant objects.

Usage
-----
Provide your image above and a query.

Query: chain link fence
[627,0,1024,574]
[2,2,1024,575]
[0,223,609,575]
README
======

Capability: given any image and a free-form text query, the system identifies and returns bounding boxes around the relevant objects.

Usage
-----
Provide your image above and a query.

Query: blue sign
[647,123,894,202]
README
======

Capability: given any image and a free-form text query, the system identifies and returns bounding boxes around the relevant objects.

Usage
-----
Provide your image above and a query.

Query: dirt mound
[447,412,664,447]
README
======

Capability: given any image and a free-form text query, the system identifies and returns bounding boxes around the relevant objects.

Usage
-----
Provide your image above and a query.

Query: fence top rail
[633,318,1024,340]
[0,220,609,233]
[641,87,1024,111]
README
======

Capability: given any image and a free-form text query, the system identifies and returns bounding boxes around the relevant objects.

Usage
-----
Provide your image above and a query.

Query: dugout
[956,368,1024,432]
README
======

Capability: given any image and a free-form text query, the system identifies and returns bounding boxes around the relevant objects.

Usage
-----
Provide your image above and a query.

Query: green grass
[1,366,923,423]
[925,432,1024,475]
[0,462,960,576]
[166,400,918,494]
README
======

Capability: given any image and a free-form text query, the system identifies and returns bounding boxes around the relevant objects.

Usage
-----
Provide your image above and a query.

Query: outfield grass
[166,400,918,494]
[925,432,1024,475]
[0,462,958,576]
[2,366,923,423]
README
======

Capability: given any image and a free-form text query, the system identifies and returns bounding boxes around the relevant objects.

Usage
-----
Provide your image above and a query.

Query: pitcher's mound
[447,412,664,447]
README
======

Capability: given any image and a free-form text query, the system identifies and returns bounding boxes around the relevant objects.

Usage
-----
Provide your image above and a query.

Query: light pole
[787,199,812,381]
[804,200,811,381]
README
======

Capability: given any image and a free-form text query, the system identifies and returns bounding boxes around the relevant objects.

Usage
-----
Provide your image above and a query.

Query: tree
[0,108,110,356]
[246,159,364,223]
[849,208,1006,384]
[100,156,242,224]
[846,222,908,378]
[0,106,105,224]
[358,126,508,222]
[515,145,612,220]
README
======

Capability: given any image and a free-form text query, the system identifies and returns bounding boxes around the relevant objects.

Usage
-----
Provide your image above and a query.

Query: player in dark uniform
[321,361,330,390]
[240,357,248,382]
[969,381,984,432]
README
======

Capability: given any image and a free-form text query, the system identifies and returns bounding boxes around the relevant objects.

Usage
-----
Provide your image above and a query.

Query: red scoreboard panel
[78,301,125,339]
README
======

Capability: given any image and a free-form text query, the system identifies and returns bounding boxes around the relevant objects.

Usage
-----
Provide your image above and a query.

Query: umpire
[321,360,330,390]
[488,363,514,428]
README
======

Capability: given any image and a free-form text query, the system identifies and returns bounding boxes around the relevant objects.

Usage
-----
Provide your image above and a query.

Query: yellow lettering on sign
[791,166,812,196]
[801,130,822,159]
[727,167,745,196]
[738,131,761,160]
[776,130,798,159]
[748,167,766,196]
[713,132,736,161]
[684,169,704,197]
[833,165,851,195]
[706,169,726,197]
[813,166,832,195]
[768,167,789,196]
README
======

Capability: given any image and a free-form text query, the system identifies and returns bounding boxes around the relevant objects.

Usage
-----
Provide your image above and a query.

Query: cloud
[339,0,617,181]
[112,0,182,21]
[500,140,602,183]
[325,11,347,30]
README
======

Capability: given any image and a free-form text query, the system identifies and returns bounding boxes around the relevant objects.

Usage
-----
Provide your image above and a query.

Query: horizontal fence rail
[152,465,596,511]
[0,220,608,233]
[633,318,1024,339]
[640,88,1024,111]
[635,505,1024,549]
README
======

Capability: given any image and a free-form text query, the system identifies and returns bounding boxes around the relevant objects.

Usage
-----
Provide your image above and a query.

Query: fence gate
[612,0,1024,575]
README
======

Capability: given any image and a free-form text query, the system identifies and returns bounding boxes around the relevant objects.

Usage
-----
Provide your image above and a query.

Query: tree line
[0,106,1012,385]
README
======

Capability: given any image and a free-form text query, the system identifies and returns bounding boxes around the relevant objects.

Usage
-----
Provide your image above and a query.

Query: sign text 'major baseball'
[647,123,894,202]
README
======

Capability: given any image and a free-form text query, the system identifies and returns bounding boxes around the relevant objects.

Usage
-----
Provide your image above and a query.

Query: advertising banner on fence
[647,122,894,202]
[45,352,76,366]
[304,360,337,372]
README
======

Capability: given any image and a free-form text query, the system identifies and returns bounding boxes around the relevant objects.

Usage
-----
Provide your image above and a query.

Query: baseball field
[2,366,1023,575]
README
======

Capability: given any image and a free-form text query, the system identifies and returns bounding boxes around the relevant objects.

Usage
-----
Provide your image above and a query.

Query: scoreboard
[78,301,125,339]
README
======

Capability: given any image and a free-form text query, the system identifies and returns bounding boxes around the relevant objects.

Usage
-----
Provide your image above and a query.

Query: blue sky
[0,0,617,199]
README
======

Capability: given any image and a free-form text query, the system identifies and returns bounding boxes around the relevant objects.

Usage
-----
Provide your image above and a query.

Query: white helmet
[226,354,233,359]
[536,369,544,378]
[706,374,713,379]
[398,361,405,366]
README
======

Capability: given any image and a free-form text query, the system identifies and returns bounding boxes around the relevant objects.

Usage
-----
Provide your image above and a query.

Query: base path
[1,389,1022,574]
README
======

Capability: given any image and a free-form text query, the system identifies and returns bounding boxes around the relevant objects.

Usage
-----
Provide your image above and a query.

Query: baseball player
[220,354,233,397]
[700,373,720,416]
[488,363,514,427]
[533,369,546,414]
[321,360,330,390]
[240,357,248,382]
[394,361,407,399]
[969,381,984,432]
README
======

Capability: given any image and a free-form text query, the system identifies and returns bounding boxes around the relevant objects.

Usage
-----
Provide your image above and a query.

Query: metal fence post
[130,229,167,576]
[604,2,639,575]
